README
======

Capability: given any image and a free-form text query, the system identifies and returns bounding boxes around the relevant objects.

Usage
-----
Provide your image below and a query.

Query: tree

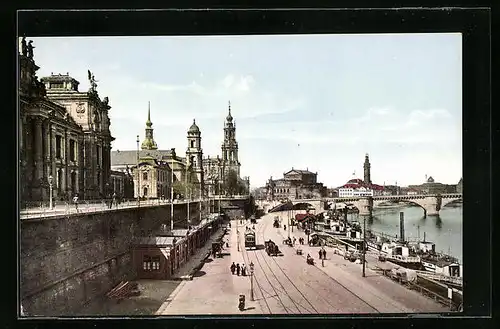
[222,170,239,196]
[172,180,199,199]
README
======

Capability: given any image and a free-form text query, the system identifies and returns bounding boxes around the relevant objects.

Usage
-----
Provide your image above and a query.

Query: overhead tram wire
[257,216,318,314]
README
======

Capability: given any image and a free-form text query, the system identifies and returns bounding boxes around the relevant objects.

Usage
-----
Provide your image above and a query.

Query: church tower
[186,119,204,190]
[221,101,241,178]
[363,153,371,184]
[141,102,158,150]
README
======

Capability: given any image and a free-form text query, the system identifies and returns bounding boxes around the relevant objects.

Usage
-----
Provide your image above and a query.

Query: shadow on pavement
[204,258,213,263]
[244,307,256,311]
[193,270,207,278]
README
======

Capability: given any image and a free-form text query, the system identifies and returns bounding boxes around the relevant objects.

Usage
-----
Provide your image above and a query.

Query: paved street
[156,211,447,315]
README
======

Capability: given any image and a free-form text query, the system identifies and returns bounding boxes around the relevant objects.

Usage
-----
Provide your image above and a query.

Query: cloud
[405,109,452,127]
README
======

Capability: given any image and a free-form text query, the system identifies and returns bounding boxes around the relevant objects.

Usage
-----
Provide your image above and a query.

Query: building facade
[132,156,172,199]
[111,106,193,199]
[202,101,247,196]
[264,168,327,201]
[19,38,114,203]
[337,155,384,197]
[408,176,457,195]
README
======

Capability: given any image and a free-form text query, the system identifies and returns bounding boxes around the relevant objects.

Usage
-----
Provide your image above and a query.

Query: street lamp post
[136,135,140,207]
[362,215,367,278]
[48,175,53,210]
[170,157,174,231]
[249,261,255,301]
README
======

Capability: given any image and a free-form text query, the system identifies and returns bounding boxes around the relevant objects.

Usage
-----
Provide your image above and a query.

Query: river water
[347,204,463,263]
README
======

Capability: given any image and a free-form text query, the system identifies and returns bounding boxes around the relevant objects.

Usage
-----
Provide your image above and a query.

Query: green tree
[172,180,199,199]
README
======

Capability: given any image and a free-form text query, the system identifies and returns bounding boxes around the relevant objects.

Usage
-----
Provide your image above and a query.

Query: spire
[226,100,233,122]
[146,101,152,127]
[141,101,158,150]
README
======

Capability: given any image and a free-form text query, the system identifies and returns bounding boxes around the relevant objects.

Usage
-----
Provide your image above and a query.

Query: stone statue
[87,69,98,91]
[21,37,27,56]
[27,40,34,58]
[103,96,109,106]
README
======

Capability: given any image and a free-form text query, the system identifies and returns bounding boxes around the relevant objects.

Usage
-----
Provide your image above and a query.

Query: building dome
[427,176,435,183]
[188,119,200,133]
[226,101,233,122]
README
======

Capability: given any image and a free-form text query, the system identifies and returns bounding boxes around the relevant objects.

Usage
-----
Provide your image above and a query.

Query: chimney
[399,212,405,243]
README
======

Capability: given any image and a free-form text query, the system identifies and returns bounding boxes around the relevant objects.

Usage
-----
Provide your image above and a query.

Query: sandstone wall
[20,202,200,316]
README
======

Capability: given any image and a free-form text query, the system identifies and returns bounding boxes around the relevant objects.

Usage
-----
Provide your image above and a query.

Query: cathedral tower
[221,101,241,178]
[141,102,158,150]
[186,119,204,190]
[363,153,371,184]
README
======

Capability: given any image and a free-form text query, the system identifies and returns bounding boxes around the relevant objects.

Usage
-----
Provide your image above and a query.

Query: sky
[29,34,462,189]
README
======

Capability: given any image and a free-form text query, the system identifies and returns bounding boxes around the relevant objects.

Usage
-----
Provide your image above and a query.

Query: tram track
[238,221,282,314]
[240,216,318,314]
[268,212,384,313]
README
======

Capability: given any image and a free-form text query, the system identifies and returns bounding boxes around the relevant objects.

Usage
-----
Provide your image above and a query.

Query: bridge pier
[356,197,373,217]
[421,196,441,217]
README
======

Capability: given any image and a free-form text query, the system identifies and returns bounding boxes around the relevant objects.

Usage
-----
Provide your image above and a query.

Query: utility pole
[170,157,174,231]
[136,135,140,207]
[186,166,190,226]
[199,185,202,223]
[362,214,367,278]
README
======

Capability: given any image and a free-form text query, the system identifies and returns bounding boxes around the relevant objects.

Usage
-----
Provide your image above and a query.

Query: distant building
[111,101,248,198]
[408,176,457,195]
[337,154,384,197]
[264,168,327,201]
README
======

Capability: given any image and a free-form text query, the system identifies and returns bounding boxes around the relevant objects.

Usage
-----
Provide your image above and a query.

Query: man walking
[72,193,79,213]
[318,249,322,260]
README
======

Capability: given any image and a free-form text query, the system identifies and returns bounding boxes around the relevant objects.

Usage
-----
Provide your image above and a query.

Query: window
[55,135,62,159]
[96,145,100,165]
[51,82,64,89]
[143,172,148,180]
[190,140,195,148]
[69,140,76,162]
[143,255,151,271]
[152,256,161,270]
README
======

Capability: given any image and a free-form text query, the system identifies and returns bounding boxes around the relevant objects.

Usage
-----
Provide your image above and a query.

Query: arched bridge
[259,193,462,217]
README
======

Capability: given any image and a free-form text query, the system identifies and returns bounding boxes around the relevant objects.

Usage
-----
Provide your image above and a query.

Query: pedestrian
[72,194,79,213]
[322,249,327,260]
[318,249,322,260]
[241,264,246,276]
[112,192,117,208]
[293,237,296,245]
[230,262,236,275]
[236,263,241,276]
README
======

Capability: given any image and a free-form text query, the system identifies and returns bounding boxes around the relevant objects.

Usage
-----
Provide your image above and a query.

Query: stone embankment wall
[20,202,200,316]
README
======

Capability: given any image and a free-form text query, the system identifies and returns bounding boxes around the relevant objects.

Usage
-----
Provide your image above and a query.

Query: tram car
[244,230,257,250]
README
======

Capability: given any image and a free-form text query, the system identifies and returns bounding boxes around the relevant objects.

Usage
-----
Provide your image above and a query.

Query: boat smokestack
[399,212,405,243]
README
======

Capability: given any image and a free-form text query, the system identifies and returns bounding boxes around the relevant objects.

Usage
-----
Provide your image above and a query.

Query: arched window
[143,172,148,180]
[190,140,195,148]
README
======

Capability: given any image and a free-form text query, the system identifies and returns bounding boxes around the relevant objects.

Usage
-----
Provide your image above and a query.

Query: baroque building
[111,105,196,200]
[202,101,248,196]
[264,168,327,201]
[19,38,114,203]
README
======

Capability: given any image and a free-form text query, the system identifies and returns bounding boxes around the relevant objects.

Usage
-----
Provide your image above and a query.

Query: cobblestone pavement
[253,212,448,314]
[157,221,262,315]
[157,212,447,315]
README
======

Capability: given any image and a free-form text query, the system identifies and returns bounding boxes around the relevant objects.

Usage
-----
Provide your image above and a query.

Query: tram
[244,230,257,250]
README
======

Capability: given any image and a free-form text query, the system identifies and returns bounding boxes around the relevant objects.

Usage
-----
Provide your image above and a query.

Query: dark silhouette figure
[318,250,322,260]
[230,262,236,275]
[236,263,241,276]
[322,249,327,260]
